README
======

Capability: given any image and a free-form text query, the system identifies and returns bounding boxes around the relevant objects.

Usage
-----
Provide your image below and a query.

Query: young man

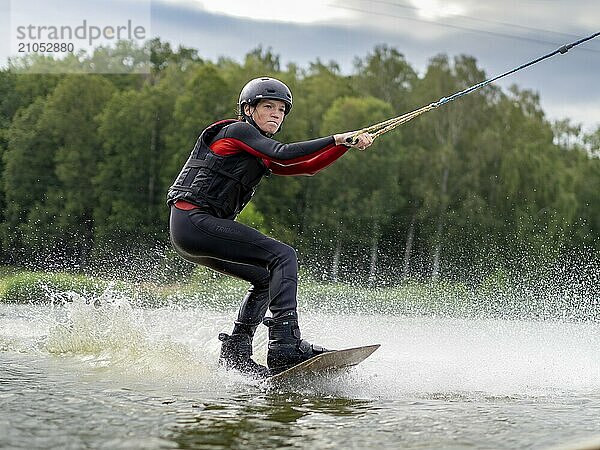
[168,77,372,377]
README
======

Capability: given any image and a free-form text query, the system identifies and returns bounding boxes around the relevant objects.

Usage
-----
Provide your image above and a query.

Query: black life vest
[167,120,269,219]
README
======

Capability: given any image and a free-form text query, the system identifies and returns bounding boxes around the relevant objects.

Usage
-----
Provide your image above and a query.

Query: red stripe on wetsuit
[209,122,350,176]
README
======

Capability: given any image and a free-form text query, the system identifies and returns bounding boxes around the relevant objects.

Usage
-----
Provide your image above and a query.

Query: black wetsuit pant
[169,206,298,333]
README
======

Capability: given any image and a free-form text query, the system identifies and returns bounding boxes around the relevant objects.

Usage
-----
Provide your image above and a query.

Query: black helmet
[239,77,293,115]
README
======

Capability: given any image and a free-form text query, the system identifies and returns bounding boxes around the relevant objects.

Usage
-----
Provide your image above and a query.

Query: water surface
[2,295,600,449]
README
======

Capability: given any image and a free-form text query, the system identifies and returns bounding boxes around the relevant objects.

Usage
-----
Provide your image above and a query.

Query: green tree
[407,54,497,278]
[29,75,116,264]
[0,70,19,259]
[353,44,417,112]
[1,99,58,263]
[145,37,203,77]
[459,86,579,273]
[585,126,600,158]
[94,80,176,263]
[308,96,398,282]
[0,41,597,281]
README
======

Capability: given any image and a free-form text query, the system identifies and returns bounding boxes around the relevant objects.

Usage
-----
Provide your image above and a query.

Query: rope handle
[346,103,438,145]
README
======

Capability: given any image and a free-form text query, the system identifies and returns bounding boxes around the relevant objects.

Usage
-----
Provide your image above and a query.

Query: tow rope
[348,31,600,143]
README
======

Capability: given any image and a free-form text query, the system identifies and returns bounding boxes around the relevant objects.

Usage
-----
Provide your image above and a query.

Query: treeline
[0,39,598,283]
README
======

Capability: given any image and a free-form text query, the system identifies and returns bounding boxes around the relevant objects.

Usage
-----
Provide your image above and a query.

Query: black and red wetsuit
[209,120,348,176]
[168,120,348,332]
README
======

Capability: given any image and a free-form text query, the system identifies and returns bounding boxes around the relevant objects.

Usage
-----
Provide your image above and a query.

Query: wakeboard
[265,344,380,384]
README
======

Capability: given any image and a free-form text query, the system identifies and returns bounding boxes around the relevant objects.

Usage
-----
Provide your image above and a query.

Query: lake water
[2,293,600,449]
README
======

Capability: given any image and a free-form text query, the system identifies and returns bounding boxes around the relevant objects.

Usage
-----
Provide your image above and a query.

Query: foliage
[0,271,108,303]
[0,39,598,283]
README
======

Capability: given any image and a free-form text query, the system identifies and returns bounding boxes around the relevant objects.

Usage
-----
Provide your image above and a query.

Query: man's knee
[278,243,297,265]
[267,242,297,271]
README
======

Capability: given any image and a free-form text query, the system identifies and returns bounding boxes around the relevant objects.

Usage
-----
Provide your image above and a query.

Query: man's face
[245,99,286,135]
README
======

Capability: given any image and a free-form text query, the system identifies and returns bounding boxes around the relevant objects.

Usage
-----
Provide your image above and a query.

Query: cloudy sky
[1,0,599,130]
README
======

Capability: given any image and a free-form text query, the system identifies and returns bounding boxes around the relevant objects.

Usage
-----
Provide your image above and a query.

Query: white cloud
[164,0,356,24]
[409,0,465,21]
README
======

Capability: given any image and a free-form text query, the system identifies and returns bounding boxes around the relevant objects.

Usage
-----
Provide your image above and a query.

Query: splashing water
[2,283,600,396]
[40,287,229,387]
[2,284,600,449]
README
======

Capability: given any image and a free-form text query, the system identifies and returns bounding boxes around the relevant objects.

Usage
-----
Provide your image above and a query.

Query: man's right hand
[333,131,373,150]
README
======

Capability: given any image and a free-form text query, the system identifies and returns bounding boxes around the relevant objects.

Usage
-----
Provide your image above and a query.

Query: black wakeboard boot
[218,332,270,379]
[263,311,331,374]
